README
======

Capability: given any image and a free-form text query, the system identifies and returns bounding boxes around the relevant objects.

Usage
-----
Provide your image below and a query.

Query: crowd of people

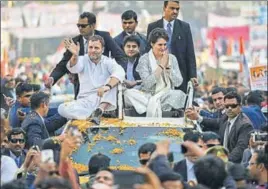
[1,1,267,189]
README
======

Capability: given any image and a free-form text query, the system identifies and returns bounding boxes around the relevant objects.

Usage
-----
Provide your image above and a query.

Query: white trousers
[58,87,117,120]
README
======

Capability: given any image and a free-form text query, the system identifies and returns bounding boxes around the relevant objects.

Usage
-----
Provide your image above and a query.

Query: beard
[89,54,102,62]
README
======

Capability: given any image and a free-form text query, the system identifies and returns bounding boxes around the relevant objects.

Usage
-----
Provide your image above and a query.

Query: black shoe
[90,108,103,125]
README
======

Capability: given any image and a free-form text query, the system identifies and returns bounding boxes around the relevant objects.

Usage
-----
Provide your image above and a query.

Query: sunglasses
[23,94,32,98]
[206,144,221,148]
[10,138,25,144]
[77,24,90,28]
[225,104,239,109]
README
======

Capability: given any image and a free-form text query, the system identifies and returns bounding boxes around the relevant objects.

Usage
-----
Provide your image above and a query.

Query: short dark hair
[207,96,213,104]
[79,12,96,25]
[159,171,183,183]
[30,91,50,110]
[2,178,28,189]
[194,155,227,189]
[228,163,249,181]
[35,177,72,189]
[224,91,242,104]
[7,128,26,141]
[148,28,169,45]
[88,153,111,175]
[202,131,221,143]
[246,90,264,107]
[121,10,138,22]
[255,147,268,170]
[15,82,33,97]
[211,87,227,96]
[138,142,156,157]
[123,35,140,48]
[183,131,202,143]
[88,35,105,48]
[226,87,238,93]
[164,1,180,8]
[31,84,41,92]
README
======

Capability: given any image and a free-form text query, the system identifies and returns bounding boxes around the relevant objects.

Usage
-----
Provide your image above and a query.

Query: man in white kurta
[58,36,125,122]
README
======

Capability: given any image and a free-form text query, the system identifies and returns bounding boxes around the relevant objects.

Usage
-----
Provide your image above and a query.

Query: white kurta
[58,55,125,120]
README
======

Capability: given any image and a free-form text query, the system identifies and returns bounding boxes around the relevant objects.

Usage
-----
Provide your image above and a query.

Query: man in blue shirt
[9,83,33,128]
[243,91,267,130]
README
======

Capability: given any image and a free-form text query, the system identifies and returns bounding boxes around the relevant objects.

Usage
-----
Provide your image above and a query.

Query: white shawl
[146,50,172,117]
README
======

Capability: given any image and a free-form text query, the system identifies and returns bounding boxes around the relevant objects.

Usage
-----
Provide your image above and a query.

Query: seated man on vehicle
[58,35,125,125]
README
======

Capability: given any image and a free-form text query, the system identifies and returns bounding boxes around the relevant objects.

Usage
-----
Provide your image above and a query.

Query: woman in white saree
[124,28,186,117]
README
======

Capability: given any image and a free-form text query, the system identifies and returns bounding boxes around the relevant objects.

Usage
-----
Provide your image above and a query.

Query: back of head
[245,90,264,107]
[2,178,28,189]
[202,131,220,143]
[228,163,249,181]
[159,171,183,183]
[88,153,111,175]
[31,84,41,92]
[30,91,50,110]
[194,155,227,189]
[183,131,202,142]
[35,177,72,189]
[226,87,238,94]
[138,142,156,156]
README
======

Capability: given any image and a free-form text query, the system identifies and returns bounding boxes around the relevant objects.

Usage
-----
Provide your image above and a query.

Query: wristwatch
[105,84,112,90]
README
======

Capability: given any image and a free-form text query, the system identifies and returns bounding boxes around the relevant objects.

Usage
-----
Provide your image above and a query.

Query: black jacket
[147,18,197,93]
[173,159,188,181]
[120,54,141,81]
[201,113,253,163]
[50,30,127,99]
[22,111,66,149]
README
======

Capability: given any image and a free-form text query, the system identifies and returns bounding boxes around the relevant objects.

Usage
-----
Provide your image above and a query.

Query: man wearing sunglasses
[185,91,253,163]
[1,128,27,168]
[45,12,126,100]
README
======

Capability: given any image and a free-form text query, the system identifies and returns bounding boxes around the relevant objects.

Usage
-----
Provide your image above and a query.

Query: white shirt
[227,115,239,133]
[67,55,125,99]
[186,158,197,182]
[83,37,88,54]
[1,155,18,185]
[163,19,175,32]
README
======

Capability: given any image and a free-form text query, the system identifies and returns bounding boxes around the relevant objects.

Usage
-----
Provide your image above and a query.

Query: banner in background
[249,65,267,91]
[208,13,248,27]
[207,26,250,41]
[250,25,267,50]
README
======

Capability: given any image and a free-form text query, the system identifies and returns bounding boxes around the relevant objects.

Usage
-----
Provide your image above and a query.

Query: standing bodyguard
[45,12,126,99]
[147,1,198,93]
